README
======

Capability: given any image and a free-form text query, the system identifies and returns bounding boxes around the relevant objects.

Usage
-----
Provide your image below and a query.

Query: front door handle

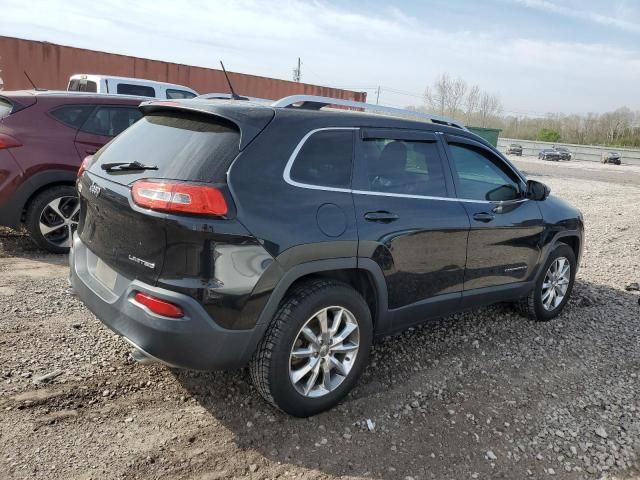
[364,211,399,223]
[473,212,495,223]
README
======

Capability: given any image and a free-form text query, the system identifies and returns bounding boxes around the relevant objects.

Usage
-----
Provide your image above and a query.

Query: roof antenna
[24,71,38,90]
[219,61,247,100]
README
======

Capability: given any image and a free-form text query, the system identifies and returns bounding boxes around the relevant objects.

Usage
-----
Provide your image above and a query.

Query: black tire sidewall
[532,245,576,321]
[268,285,372,417]
[25,185,78,254]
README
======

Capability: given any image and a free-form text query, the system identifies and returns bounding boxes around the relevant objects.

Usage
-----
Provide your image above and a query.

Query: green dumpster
[466,126,501,147]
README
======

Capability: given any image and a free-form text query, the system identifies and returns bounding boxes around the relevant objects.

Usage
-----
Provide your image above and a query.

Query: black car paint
[71,101,583,370]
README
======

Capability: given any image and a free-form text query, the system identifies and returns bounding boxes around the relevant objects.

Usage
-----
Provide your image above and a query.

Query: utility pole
[292,57,302,83]
[376,86,380,104]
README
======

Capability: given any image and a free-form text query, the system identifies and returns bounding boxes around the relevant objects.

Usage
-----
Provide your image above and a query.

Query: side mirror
[526,180,550,201]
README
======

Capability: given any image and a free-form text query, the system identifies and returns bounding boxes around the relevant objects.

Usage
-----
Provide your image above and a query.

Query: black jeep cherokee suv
[70,96,583,417]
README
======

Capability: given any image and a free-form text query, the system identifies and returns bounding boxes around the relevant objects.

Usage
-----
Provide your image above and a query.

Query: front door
[352,129,469,328]
[442,134,544,292]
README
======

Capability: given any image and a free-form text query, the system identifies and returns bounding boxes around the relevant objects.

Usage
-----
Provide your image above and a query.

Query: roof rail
[271,95,467,130]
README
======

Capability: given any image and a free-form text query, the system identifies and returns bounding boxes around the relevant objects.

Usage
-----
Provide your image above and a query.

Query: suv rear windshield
[68,79,98,92]
[90,112,240,183]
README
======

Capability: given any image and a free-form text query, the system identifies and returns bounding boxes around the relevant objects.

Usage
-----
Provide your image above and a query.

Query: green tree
[537,128,561,142]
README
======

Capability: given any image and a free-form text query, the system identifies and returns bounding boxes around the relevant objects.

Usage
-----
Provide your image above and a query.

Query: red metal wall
[0,36,366,102]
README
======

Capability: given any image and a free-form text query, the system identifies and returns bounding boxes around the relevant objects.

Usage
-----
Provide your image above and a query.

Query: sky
[1,0,639,115]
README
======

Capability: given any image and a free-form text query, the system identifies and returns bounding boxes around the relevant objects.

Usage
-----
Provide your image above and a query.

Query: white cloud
[512,0,640,34]
[1,0,639,113]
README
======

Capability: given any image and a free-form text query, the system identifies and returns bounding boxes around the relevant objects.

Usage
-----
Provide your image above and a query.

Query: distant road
[510,156,640,186]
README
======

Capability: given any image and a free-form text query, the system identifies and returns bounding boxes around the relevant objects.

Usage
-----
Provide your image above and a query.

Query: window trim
[283,127,357,193]
[283,127,527,205]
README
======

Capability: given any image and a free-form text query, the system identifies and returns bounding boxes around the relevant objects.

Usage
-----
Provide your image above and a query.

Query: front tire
[25,185,79,254]
[250,279,372,417]
[517,244,576,322]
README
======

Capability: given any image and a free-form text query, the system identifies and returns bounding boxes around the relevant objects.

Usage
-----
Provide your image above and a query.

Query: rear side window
[90,112,240,182]
[50,105,94,128]
[68,79,98,92]
[80,107,143,137]
[290,130,353,188]
[0,98,13,118]
[358,138,447,197]
[117,83,155,97]
[166,89,196,99]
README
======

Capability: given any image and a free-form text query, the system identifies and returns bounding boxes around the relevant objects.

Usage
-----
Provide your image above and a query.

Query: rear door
[352,128,469,326]
[78,110,243,283]
[74,105,142,158]
[442,134,544,291]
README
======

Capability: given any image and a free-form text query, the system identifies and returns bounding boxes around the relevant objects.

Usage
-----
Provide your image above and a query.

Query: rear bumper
[69,235,266,370]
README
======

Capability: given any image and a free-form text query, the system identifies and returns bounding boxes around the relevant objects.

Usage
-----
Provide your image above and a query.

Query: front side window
[448,143,521,201]
[116,83,156,97]
[358,138,447,197]
[166,89,196,99]
[80,106,143,137]
[290,130,353,188]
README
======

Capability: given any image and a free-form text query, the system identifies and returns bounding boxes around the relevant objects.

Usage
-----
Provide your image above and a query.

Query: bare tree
[445,77,467,118]
[464,84,480,124]
[424,72,451,116]
[477,92,502,127]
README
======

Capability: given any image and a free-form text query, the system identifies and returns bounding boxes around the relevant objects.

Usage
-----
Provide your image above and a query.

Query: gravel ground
[1,158,639,480]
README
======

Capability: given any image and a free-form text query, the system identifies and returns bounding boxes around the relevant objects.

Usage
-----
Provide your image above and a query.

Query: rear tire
[25,185,79,254]
[250,279,372,417]
[517,244,576,322]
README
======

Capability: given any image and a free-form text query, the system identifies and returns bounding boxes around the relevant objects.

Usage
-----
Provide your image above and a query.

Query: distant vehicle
[539,149,561,161]
[196,93,271,103]
[67,74,198,100]
[601,151,621,165]
[507,143,523,156]
[0,90,144,252]
[554,146,572,161]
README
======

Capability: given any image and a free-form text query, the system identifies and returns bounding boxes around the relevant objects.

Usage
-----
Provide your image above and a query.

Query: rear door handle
[364,211,399,223]
[473,212,495,223]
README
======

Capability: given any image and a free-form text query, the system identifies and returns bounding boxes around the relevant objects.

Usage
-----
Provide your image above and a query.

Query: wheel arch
[255,258,388,334]
[19,170,77,222]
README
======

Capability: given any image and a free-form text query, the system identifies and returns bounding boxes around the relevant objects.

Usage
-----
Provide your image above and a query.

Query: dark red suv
[0,91,144,252]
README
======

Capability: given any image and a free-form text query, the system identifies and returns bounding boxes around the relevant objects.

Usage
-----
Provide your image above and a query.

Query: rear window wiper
[101,161,159,172]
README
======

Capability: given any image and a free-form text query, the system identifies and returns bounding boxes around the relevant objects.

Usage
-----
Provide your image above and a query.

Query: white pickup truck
[67,74,198,99]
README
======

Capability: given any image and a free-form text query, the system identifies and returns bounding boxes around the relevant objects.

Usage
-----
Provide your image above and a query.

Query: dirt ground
[1,156,639,480]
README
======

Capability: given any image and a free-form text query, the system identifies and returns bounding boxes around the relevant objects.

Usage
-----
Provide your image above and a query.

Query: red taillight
[0,133,21,150]
[78,155,94,178]
[131,180,228,216]
[133,292,184,318]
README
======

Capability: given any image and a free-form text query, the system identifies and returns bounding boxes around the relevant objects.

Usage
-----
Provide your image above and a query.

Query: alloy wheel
[38,196,80,249]
[289,306,360,398]
[541,256,571,311]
